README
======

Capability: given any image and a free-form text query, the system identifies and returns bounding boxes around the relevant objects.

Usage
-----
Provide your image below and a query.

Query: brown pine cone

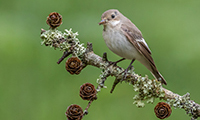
[46,12,62,29]
[79,83,97,101]
[65,104,83,120]
[65,57,83,75]
[154,102,172,119]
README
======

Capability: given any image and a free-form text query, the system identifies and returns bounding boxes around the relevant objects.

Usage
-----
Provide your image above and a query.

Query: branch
[40,28,200,120]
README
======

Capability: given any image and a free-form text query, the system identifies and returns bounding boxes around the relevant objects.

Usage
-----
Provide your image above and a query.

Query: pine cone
[46,12,62,29]
[79,83,97,101]
[154,102,172,119]
[65,104,83,120]
[65,57,83,75]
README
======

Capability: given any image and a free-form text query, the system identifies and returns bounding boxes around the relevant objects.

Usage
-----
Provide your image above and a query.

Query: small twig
[83,100,93,116]
[57,51,72,64]
[86,42,93,53]
[110,78,121,93]
[41,28,46,34]
[102,52,108,61]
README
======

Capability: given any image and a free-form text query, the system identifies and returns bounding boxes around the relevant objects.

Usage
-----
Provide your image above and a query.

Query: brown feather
[121,24,156,69]
[121,24,167,85]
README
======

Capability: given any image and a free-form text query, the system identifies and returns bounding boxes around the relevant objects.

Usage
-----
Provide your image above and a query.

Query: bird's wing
[121,23,156,69]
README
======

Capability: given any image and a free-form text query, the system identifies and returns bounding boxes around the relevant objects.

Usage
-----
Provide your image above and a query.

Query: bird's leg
[120,59,135,81]
[108,58,126,67]
[102,53,125,66]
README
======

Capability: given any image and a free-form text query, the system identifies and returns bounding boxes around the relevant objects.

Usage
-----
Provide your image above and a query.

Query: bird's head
[99,9,121,27]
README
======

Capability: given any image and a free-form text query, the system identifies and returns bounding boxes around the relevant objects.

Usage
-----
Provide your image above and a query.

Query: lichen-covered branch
[40,28,200,120]
[163,88,200,119]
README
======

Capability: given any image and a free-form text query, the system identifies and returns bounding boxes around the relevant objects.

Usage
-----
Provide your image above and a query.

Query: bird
[99,9,167,85]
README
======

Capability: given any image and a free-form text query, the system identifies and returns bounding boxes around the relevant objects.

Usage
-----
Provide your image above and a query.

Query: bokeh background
[1,0,200,120]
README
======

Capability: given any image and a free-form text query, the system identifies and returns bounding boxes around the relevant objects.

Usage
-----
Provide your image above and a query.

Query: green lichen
[41,29,67,49]
[167,93,200,120]
[96,69,109,92]
[64,29,86,57]
[132,75,165,107]
[40,28,86,58]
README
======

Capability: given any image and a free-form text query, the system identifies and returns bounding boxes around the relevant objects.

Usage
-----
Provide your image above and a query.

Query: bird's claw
[121,69,128,81]
[108,58,126,67]
[108,61,118,67]
[102,53,126,67]
[119,65,133,81]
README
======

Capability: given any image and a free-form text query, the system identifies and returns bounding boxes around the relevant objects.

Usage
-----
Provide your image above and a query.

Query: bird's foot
[119,59,135,81]
[120,65,134,81]
[108,58,126,67]
[102,52,125,67]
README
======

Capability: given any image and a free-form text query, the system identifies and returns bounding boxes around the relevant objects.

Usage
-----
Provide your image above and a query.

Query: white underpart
[103,25,141,60]
[103,24,153,72]
[110,20,120,26]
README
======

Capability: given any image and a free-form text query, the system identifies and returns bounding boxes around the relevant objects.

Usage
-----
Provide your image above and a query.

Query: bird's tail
[137,57,167,85]
[151,70,167,85]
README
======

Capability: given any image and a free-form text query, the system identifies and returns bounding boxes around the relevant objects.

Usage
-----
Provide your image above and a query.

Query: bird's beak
[99,19,106,25]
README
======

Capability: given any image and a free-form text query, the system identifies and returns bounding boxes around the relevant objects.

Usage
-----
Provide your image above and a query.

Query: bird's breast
[103,27,142,60]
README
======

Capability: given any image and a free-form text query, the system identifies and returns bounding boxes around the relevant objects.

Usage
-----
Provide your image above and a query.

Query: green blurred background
[0,0,200,120]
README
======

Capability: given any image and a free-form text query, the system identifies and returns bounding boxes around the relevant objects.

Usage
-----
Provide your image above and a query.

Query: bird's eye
[111,14,115,19]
